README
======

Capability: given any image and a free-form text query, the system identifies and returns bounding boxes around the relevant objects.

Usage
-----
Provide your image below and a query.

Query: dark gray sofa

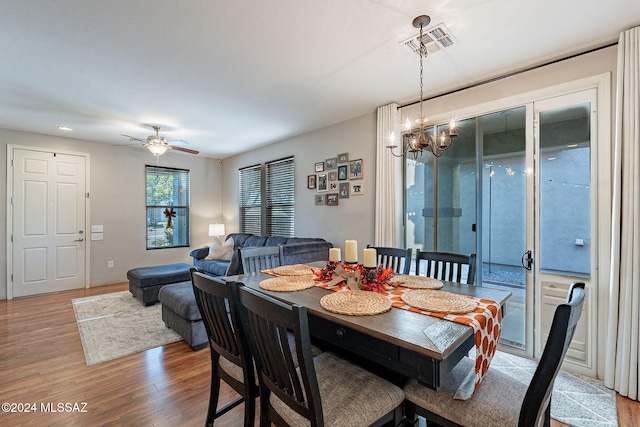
[189,232,333,277]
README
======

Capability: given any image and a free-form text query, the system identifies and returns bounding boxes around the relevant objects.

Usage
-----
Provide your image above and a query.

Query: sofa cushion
[266,236,289,246]
[243,235,268,247]
[194,258,230,277]
[158,281,201,321]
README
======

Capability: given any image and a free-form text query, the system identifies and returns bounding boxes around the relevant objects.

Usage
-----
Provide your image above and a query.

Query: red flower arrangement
[313,261,394,293]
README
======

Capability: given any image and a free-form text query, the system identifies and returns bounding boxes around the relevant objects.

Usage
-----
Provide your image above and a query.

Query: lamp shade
[147,144,168,156]
[208,223,225,237]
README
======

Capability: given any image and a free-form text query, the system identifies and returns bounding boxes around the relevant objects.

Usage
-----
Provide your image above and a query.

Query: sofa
[189,232,333,277]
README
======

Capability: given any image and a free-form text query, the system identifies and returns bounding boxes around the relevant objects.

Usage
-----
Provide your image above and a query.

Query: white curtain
[375,103,403,247]
[605,26,640,400]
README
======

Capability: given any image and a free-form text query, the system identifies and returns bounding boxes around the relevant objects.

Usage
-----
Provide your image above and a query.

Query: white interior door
[10,147,88,298]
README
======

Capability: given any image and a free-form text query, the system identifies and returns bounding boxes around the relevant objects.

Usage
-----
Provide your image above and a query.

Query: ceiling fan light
[148,145,168,156]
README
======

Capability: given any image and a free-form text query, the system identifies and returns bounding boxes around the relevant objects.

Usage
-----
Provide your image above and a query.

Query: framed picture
[338,165,348,180]
[326,193,339,206]
[351,182,364,196]
[329,182,338,191]
[315,161,324,172]
[315,194,326,205]
[307,174,316,189]
[325,157,337,170]
[339,182,350,198]
[349,159,363,180]
[317,173,328,192]
[337,152,349,163]
[328,171,337,181]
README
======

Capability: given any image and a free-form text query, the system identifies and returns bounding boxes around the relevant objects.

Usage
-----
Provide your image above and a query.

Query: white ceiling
[1,0,638,159]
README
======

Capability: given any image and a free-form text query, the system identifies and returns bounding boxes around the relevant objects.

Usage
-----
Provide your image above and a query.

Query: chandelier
[388,15,457,159]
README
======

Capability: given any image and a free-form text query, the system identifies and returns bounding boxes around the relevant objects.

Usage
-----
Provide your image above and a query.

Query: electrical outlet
[108,261,114,268]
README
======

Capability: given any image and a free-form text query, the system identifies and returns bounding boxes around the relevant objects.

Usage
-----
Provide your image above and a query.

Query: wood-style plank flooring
[1,283,637,426]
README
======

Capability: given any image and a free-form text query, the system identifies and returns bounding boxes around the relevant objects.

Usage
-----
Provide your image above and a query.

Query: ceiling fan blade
[121,134,146,142]
[166,139,189,146]
[170,145,199,155]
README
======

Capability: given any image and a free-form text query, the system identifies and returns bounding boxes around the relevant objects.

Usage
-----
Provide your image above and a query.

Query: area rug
[489,350,617,427]
[72,291,183,366]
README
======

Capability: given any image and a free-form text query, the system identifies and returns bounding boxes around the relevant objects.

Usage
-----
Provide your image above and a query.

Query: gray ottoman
[127,263,192,306]
[158,281,207,351]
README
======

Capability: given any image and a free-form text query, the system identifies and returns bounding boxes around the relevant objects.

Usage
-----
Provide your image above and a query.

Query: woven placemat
[389,275,444,289]
[268,264,314,276]
[320,291,391,316]
[401,289,478,314]
[259,276,316,292]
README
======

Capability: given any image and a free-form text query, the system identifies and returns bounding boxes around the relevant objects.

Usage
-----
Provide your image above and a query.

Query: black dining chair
[239,245,284,273]
[415,251,477,285]
[366,245,412,274]
[403,281,586,427]
[237,285,405,427]
[190,270,259,427]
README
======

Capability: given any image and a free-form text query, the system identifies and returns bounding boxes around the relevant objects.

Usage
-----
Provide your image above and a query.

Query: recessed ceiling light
[57,126,73,131]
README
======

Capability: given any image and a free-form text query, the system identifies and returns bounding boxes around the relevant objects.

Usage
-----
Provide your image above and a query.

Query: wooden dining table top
[224,263,512,362]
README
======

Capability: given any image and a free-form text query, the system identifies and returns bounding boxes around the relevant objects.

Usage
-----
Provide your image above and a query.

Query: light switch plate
[91,225,104,232]
[91,233,104,241]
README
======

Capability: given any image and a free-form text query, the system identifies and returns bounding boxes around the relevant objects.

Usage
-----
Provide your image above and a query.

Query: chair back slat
[519,281,586,427]
[240,246,284,273]
[415,251,477,285]
[367,245,412,275]
[238,286,323,426]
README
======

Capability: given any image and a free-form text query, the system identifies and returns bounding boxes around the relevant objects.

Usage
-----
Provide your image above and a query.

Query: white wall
[1,129,222,299]
[221,113,377,257]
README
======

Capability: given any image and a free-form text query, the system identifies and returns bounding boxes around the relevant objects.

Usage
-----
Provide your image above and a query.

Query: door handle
[521,250,533,271]
[73,238,84,242]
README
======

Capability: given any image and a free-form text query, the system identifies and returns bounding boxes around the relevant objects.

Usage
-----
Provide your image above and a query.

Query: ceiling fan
[121,125,199,156]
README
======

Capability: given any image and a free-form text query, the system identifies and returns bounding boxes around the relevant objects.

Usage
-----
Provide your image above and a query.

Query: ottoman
[158,281,207,350]
[127,263,192,306]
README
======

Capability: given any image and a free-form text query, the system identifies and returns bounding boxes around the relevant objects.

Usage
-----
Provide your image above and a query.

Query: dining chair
[239,245,284,273]
[403,281,586,427]
[190,270,259,427]
[414,251,477,285]
[366,245,412,274]
[237,285,405,427]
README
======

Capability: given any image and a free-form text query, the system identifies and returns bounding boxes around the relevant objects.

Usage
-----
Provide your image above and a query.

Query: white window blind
[266,157,295,237]
[239,164,262,235]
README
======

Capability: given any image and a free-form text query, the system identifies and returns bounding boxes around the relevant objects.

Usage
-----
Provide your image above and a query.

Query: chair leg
[206,368,221,427]
[403,401,418,426]
[243,391,256,427]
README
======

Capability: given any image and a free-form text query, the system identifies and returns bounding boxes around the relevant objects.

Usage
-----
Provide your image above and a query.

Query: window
[239,164,262,235]
[239,157,294,237]
[266,157,295,236]
[146,166,190,249]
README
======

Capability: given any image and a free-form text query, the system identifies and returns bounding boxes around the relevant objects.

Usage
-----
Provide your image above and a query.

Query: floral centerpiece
[313,261,394,293]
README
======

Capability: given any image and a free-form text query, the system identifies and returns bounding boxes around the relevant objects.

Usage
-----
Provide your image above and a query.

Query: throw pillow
[206,238,221,258]
[205,236,234,261]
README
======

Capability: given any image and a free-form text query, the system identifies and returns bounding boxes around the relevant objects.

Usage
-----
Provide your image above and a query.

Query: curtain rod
[400,41,618,108]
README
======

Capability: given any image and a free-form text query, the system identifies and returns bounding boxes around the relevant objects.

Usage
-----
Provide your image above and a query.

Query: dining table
[224,261,512,391]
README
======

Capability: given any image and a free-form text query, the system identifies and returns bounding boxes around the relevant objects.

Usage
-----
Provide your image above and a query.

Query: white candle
[363,248,377,268]
[329,248,341,262]
[345,240,358,263]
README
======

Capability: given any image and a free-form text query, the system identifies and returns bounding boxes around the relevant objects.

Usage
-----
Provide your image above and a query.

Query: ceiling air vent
[401,22,457,57]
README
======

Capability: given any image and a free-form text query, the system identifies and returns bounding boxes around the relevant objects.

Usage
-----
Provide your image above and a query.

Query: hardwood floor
[0,283,637,427]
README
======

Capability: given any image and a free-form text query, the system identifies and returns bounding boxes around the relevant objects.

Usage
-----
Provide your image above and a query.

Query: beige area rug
[72,291,183,366]
[489,350,617,427]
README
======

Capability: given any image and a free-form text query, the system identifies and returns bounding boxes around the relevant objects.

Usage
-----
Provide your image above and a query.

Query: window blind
[239,164,262,235]
[266,157,295,237]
